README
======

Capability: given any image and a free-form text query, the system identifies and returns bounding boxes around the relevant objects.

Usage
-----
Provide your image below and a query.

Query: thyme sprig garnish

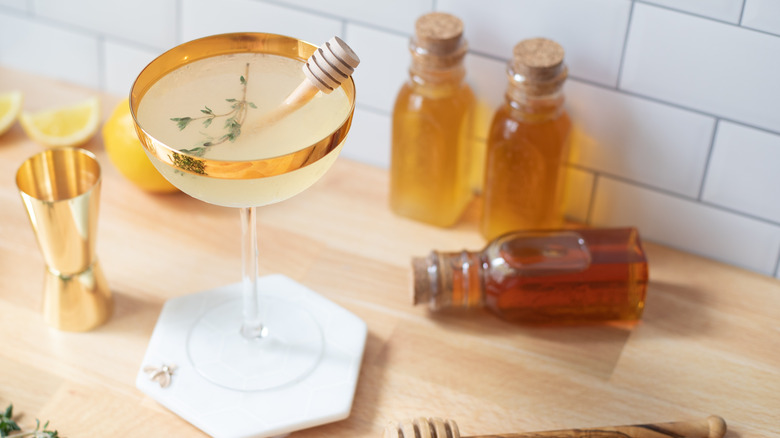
[0,405,19,437]
[0,405,60,438]
[170,62,257,158]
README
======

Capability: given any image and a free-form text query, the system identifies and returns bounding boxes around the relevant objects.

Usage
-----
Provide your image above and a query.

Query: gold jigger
[16,147,112,331]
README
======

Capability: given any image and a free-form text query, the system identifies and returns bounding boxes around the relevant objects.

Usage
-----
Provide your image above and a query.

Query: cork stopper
[508,38,567,95]
[303,36,360,93]
[411,12,467,68]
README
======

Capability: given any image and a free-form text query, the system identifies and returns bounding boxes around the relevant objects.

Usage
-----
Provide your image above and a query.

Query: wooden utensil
[383,415,727,438]
[255,36,359,126]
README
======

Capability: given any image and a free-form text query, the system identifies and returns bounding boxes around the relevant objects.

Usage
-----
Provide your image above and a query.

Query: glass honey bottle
[390,12,475,227]
[481,38,572,240]
[412,227,649,324]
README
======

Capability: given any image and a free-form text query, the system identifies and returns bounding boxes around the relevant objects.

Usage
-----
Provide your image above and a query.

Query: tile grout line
[774,245,780,278]
[256,0,412,38]
[355,102,390,117]
[469,42,780,138]
[585,172,600,225]
[566,73,780,138]
[615,0,637,88]
[698,199,780,228]
[176,0,183,45]
[566,163,700,201]
[697,118,721,201]
[636,0,780,38]
[738,0,747,26]
[0,7,165,54]
[97,35,106,92]
[636,0,744,28]
[567,163,780,228]
[468,49,780,140]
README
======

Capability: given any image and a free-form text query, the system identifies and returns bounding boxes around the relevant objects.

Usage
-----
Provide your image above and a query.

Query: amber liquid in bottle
[481,99,571,239]
[390,12,475,227]
[391,75,474,226]
[481,38,572,240]
[412,228,649,324]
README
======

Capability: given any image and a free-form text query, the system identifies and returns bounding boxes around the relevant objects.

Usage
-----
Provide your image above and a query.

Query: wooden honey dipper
[256,36,360,125]
[384,416,727,438]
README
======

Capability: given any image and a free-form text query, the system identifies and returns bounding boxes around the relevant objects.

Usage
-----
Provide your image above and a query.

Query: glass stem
[240,206,267,339]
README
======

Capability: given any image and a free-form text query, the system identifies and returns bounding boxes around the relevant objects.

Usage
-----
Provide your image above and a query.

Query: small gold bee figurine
[143,364,177,388]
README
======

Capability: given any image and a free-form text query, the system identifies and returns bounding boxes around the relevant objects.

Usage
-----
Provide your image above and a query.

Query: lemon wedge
[0,91,23,136]
[103,98,178,193]
[19,97,100,147]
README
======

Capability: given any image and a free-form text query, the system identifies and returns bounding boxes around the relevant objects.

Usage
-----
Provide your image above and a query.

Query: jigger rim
[16,146,102,203]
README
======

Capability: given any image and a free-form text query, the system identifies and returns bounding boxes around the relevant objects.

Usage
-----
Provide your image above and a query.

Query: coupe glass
[129,33,355,391]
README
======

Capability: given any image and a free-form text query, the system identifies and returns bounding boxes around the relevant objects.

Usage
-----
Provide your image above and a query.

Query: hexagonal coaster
[136,274,367,438]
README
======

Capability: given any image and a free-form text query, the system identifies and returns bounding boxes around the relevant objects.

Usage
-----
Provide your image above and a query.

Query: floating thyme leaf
[169,62,256,161]
[170,117,193,131]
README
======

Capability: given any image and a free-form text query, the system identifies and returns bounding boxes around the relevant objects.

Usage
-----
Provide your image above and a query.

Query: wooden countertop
[1,67,778,438]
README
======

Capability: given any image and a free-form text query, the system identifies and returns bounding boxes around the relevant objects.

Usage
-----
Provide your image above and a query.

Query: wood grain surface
[0,67,778,438]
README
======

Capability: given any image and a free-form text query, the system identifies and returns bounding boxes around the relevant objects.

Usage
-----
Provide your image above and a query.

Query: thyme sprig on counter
[170,62,257,158]
[0,405,60,438]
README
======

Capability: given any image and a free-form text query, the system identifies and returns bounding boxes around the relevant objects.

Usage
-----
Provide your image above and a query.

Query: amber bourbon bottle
[412,228,649,323]
[390,12,476,227]
[481,38,572,240]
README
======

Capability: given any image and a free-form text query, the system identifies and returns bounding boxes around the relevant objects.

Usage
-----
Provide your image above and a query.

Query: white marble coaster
[136,274,367,438]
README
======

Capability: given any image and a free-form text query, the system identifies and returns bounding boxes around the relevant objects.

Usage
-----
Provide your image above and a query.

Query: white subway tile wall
[0,13,100,89]
[565,80,715,198]
[641,0,744,23]
[0,0,24,12]
[270,0,431,34]
[702,122,780,224]
[34,0,178,50]
[1,0,779,278]
[590,177,780,276]
[345,23,408,113]
[440,0,632,87]
[621,3,780,132]
[341,107,391,168]
[103,40,159,97]
[181,0,342,45]
[742,0,780,36]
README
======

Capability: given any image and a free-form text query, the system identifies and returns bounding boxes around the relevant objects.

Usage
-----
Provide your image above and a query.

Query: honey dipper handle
[472,416,727,438]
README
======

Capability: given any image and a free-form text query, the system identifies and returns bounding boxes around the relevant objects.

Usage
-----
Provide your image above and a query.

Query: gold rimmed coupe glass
[130,33,355,391]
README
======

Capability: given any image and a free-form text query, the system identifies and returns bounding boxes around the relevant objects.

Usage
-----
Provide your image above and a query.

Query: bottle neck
[407,38,467,93]
[412,250,485,310]
[504,83,566,122]
[408,61,467,99]
[503,62,567,122]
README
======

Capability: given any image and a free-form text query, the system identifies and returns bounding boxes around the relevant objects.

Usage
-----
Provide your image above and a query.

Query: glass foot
[186,296,323,391]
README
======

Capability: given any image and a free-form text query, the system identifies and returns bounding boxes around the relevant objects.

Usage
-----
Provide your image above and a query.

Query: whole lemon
[103,98,178,193]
